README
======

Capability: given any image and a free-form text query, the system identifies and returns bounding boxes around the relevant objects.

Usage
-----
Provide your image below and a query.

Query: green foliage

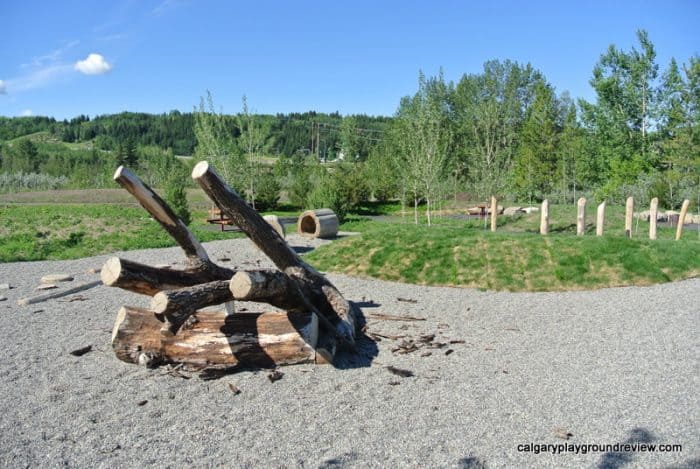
[253,171,281,211]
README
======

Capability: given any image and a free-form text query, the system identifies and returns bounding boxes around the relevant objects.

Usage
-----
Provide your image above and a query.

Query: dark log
[150,280,234,336]
[192,161,357,347]
[112,306,321,369]
[101,257,234,296]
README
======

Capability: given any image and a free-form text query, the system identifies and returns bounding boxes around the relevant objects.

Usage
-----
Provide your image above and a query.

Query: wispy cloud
[0,80,6,94]
[5,64,73,93]
[74,53,113,75]
[152,0,187,16]
[22,40,80,69]
[21,109,33,117]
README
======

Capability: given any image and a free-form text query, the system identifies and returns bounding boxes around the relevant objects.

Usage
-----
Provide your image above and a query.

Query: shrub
[164,171,191,225]
[254,172,281,211]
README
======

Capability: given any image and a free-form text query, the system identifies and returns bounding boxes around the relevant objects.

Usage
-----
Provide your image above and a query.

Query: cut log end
[191,161,211,179]
[113,165,126,180]
[112,306,128,343]
[151,291,169,315]
[101,257,122,286]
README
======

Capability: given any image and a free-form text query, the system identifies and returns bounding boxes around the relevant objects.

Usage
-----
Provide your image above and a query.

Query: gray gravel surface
[0,235,698,468]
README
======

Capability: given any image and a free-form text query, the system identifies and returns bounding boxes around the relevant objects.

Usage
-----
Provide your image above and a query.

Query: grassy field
[307,222,699,291]
[1,193,698,292]
[0,204,242,262]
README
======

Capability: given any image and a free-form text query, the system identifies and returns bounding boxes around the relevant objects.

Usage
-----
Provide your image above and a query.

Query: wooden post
[539,199,549,235]
[625,197,634,238]
[490,196,497,232]
[596,201,606,236]
[675,199,690,241]
[576,197,587,236]
[649,197,658,240]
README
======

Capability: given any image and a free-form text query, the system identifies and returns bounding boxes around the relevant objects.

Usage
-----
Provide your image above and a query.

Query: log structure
[102,163,359,373]
[297,209,339,239]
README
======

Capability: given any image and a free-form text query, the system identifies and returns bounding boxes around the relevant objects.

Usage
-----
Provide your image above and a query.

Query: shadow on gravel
[457,456,488,468]
[597,427,654,469]
[332,302,379,370]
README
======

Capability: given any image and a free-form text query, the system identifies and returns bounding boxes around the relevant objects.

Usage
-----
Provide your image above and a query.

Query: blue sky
[1,0,698,120]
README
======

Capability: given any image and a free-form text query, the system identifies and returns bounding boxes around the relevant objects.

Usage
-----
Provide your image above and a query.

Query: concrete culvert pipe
[297,208,339,239]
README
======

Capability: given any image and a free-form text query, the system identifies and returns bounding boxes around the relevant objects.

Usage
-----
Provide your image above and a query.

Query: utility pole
[316,122,320,161]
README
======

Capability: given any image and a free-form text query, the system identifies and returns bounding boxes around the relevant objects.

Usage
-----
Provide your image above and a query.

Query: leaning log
[596,201,606,236]
[112,306,321,369]
[298,208,339,239]
[675,199,690,241]
[101,257,234,296]
[192,161,357,346]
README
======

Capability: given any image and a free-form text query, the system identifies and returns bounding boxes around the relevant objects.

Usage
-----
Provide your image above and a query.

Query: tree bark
[297,209,338,239]
[112,306,320,369]
[576,197,587,236]
[191,161,357,346]
[625,197,634,238]
[649,197,658,240]
[675,199,690,241]
[101,257,234,296]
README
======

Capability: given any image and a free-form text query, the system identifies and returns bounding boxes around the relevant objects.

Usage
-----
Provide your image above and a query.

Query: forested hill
[0,111,391,157]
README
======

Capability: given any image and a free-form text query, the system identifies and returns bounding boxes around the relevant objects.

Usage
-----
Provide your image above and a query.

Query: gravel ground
[0,235,698,468]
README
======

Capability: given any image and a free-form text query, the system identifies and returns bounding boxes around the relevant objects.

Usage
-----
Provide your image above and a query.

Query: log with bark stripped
[112,306,322,369]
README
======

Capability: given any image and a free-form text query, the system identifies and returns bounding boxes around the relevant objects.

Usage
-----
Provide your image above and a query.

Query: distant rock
[503,207,524,216]
[523,206,539,214]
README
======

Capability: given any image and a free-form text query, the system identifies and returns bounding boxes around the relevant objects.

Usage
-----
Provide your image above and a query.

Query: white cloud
[21,109,33,117]
[74,53,112,75]
[0,80,6,94]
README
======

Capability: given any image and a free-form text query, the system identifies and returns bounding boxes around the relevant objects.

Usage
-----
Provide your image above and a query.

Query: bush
[164,172,191,225]
[254,172,281,211]
[306,175,350,222]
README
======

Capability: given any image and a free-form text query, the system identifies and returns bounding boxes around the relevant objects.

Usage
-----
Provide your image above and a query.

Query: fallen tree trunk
[112,306,321,369]
[101,257,234,296]
[297,209,339,239]
[192,161,357,346]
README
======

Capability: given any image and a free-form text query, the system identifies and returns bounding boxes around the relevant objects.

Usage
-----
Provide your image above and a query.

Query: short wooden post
[649,197,658,240]
[576,197,587,236]
[625,197,634,238]
[540,199,549,235]
[596,201,606,236]
[675,199,690,241]
[490,196,497,232]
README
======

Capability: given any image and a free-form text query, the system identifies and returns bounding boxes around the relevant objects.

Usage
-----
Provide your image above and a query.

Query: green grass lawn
[307,222,700,291]
[0,204,242,262]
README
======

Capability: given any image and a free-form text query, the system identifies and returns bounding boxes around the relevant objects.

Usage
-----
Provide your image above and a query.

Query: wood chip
[217,257,231,262]
[396,297,417,303]
[554,428,573,440]
[86,268,101,274]
[386,365,414,378]
[420,351,432,357]
[227,383,241,395]
[368,313,426,322]
[445,349,454,356]
[388,380,401,386]
[0,296,6,302]
[268,370,284,382]
[36,284,57,291]
[137,400,148,406]
[70,345,93,356]
[41,274,74,283]
[449,340,466,344]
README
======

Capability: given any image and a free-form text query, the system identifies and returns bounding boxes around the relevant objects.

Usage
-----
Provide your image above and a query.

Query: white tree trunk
[596,201,606,236]
[625,197,634,238]
[540,199,549,235]
[576,197,587,236]
[649,197,658,240]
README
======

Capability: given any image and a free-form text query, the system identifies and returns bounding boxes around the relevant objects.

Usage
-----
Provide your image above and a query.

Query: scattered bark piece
[217,257,231,262]
[70,345,93,357]
[504,327,521,332]
[445,349,454,356]
[449,340,465,344]
[0,296,6,302]
[86,268,101,274]
[437,323,450,329]
[554,428,573,440]
[419,334,435,343]
[386,365,414,378]
[62,295,88,302]
[137,400,148,406]
[388,380,401,386]
[368,313,425,322]
[420,351,432,357]
[228,383,241,395]
[368,332,405,341]
[485,347,495,351]
[396,297,417,303]
[36,284,58,291]
[268,370,284,382]
[41,274,74,283]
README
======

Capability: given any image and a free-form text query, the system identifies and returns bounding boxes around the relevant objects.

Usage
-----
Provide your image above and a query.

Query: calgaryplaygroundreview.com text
[517,442,683,456]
